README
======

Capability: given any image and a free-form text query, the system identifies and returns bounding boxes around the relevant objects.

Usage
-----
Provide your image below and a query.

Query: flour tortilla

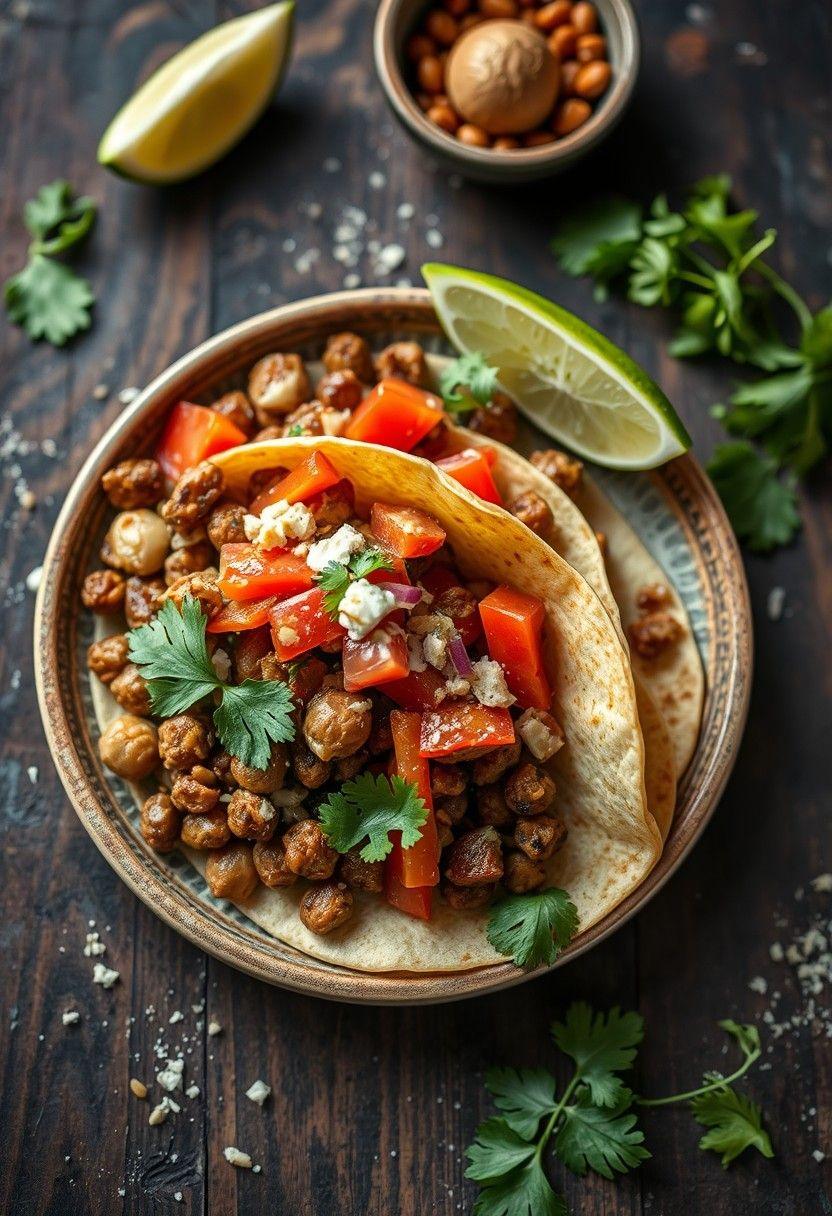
[441,426,704,778]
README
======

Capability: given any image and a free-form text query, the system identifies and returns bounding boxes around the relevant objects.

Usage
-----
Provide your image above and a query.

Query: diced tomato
[249,451,342,514]
[370,503,446,559]
[419,565,460,598]
[342,626,409,691]
[419,702,516,758]
[435,448,502,505]
[286,656,328,703]
[156,402,247,482]
[231,624,273,679]
[479,585,551,710]
[207,597,277,634]
[344,379,444,451]
[480,445,498,467]
[383,666,445,710]
[383,864,433,921]
[390,710,440,889]
[218,544,313,602]
[269,588,344,660]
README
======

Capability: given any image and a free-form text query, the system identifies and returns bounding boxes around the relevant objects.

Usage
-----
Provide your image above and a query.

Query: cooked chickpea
[428,103,459,133]
[559,58,581,96]
[525,129,557,146]
[553,97,592,135]
[407,33,436,61]
[339,847,384,893]
[140,793,180,852]
[205,841,259,901]
[479,0,518,16]
[457,123,490,147]
[375,341,430,386]
[171,770,220,815]
[207,502,247,549]
[227,789,278,842]
[315,369,364,412]
[124,576,166,629]
[101,510,170,577]
[230,744,288,794]
[161,462,225,533]
[82,569,125,613]
[158,713,212,771]
[102,459,164,511]
[303,689,372,762]
[180,809,231,850]
[493,136,520,149]
[248,353,310,423]
[548,23,578,58]
[459,12,484,30]
[163,569,222,618]
[322,332,375,382]
[444,0,470,15]
[282,819,338,880]
[210,390,255,437]
[299,882,353,935]
[503,850,546,892]
[110,663,152,717]
[99,714,159,780]
[252,839,297,888]
[417,54,445,94]
[87,634,130,685]
[164,540,214,586]
[573,58,611,98]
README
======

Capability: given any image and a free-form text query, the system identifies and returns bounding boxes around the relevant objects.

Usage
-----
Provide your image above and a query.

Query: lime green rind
[422,262,692,468]
[97,1,295,186]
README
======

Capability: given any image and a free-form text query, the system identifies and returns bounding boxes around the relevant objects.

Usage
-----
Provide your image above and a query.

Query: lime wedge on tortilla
[98,2,294,184]
[423,263,691,470]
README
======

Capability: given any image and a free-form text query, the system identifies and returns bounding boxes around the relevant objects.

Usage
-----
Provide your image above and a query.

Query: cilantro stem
[756,262,813,334]
[637,1042,760,1107]
[535,1072,581,1163]
[678,270,715,291]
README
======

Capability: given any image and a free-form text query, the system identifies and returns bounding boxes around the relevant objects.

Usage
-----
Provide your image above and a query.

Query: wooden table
[1,1,830,1212]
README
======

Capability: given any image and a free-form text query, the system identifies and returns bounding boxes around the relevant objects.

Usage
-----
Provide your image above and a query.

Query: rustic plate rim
[34,288,753,1005]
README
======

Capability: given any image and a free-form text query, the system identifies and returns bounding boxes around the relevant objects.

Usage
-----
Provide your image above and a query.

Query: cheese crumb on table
[245,1079,271,1106]
[92,963,119,989]
[62,1010,80,1026]
[157,1058,185,1092]
[224,1147,253,1169]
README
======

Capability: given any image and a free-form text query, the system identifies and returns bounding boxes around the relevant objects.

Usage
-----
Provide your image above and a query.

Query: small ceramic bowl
[374,0,640,182]
[36,289,750,1004]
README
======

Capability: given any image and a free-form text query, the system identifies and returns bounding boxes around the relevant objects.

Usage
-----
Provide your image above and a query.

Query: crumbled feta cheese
[207,1020,223,1036]
[338,579,395,640]
[517,710,564,762]
[766,586,786,621]
[443,675,470,698]
[92,963,119,989]
[185,1084,200,1099]
[422,632,448,671]
[168,1010,184,1024]
[469,658,515,708]
[811,873,832,893]
[157,1058,185,1092]
[748,976,768,995]
[245,1080,272,1106]
[812,1149,826,1163]
[306,524,366,573]
[84,931,106,957]
[769,942,784,962]
[62,1010,80,1026]
[148,1095,180,1126]
[27,765,39,784]
[244,499,316,549]
[211,648,231,682]
[258,798,276,823]
[26,565,42,592]
[407,633,427,673]
[224,1147,253,1169]
[277,625,299,647]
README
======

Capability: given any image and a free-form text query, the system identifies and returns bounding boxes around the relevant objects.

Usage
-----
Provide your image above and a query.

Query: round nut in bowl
[35,288,749,1004]
[374,0,640,182]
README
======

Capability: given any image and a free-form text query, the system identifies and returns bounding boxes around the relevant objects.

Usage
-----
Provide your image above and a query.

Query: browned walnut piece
[446,20,560,135]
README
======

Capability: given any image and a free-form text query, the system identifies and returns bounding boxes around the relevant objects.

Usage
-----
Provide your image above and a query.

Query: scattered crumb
[245,1080,271,1107]
[185,1084,200,1099]
[27,765,38,784]
[157,1058,185,1092]
[92,963,119,989]
[813,1149,826,1163]
[769,942,784,962]
[767,586,786,621]
[224,1147,253,1169]
[92,383,110,401]
[130,1078,148,1099]
[373,243,406,276]
[207,1020,222,1037]
[174,1192,183,1203]
[749,976,768,995]
[368,170,386,190]
[84,932,106,957]
[397,202,415,221]
[426,229,444,249]
[25,566,42,592]
[148,1095,180,1126]
[118,386,139,405]
[811,873,832,893]
[323,157,341,174]
[20,489,37,510]
[62,1010,80,1026]
[169,1010,184,1024]
[253,1164,262,1174]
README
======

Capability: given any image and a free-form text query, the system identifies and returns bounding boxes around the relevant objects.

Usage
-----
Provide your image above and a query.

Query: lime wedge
[98,2,294,184]
[423,263,691,470]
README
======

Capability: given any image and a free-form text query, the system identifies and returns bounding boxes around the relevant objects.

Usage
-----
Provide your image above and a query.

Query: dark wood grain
[1,0,830,1213]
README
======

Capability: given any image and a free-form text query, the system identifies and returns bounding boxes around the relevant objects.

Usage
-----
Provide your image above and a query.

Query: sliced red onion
[448,633,474,677]
[377,581,422,608]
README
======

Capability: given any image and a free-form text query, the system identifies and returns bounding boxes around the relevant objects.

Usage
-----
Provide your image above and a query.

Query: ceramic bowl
[373,0,640,182]
[35,288,751,1005]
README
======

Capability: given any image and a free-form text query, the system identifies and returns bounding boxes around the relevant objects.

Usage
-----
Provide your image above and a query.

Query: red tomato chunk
[479,585,551,710]
[344,379,444,451]
[370,503,446,559]
[419,703,516,758]
[269,588,344,661]
[156,402,247,482]
[218,545,313,603]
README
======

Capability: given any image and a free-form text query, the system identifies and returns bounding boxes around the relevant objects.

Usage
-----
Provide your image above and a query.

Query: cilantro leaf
[628,237,679,307]
[5,256,94,346]
[318,772,427,862]
[801,303,832,368]
[486,888,578,970]
[315,561,351,617]
[23,179,96,254]
[555,1087,650,1179]
[707,441,800,551]
[439,352,499,414]
[691,1085,774,1167]
[214,678,295,770]
[128,596,295,769]
[550,1004,643,1108]
[350,546,393,580]
[551,198,642,278]
[485,1068,557,1141]
[465,1120,566,1216]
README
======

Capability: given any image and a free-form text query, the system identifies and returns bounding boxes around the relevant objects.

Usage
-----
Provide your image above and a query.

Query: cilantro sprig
[127,596,295,769]
[486,888,578,969]
[4,181,96,346]
[318,772,428,862]
[315,545,393,618]
[465,1007,772,1215]
[439,351,500,416]
[551,175,831,551]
